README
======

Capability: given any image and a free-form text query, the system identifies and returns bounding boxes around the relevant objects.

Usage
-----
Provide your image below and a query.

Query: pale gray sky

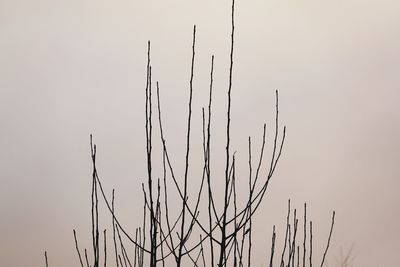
[1,0,399,266]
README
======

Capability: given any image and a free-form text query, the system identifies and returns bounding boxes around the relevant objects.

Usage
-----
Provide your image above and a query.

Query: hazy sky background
[1,0,399,266]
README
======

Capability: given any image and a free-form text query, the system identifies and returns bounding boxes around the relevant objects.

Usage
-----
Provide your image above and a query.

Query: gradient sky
[1,0,399,266]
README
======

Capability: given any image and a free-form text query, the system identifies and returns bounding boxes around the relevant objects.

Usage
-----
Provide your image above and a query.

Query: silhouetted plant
[52,0,336,266]
[334,245,355,267]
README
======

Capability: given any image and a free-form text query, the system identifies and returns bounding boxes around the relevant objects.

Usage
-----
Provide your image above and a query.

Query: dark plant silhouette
[45,0,336,266]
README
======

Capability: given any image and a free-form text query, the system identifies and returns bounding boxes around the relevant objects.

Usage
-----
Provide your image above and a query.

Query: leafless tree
[66,0,336,266]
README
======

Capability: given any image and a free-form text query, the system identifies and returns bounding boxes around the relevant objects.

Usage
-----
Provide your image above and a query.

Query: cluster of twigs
[47,0,336,266]
[268,201,335,267]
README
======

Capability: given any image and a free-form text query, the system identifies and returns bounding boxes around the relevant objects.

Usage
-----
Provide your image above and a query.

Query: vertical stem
[85,249,90,267]
[320,211,335,267]
[206,55,215,267]
[247,157,252,267]
[145,40,157,267]
[269,226,276,267]
[303,203,307,267]
[219,0,235,265]
[280,199,291,267]
[104,230,107,267]
[90,136,99,267]
[112,190,119,267]
[297,246,300,267]
[73,230,85,267]
[309,221,313,267]
[44,251,49,267]
[177,24,196,267]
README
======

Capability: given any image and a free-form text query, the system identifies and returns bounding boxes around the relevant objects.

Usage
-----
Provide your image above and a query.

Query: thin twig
[269,226,276,267]
[44,251,49,267]
[73,230,85,267]
[177,24,197,267]
[104,230,107,267]
[320,211,335,267]
[310,221,313,267]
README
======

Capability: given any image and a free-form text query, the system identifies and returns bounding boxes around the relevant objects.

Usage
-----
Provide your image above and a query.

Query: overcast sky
[1,0,399,266]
